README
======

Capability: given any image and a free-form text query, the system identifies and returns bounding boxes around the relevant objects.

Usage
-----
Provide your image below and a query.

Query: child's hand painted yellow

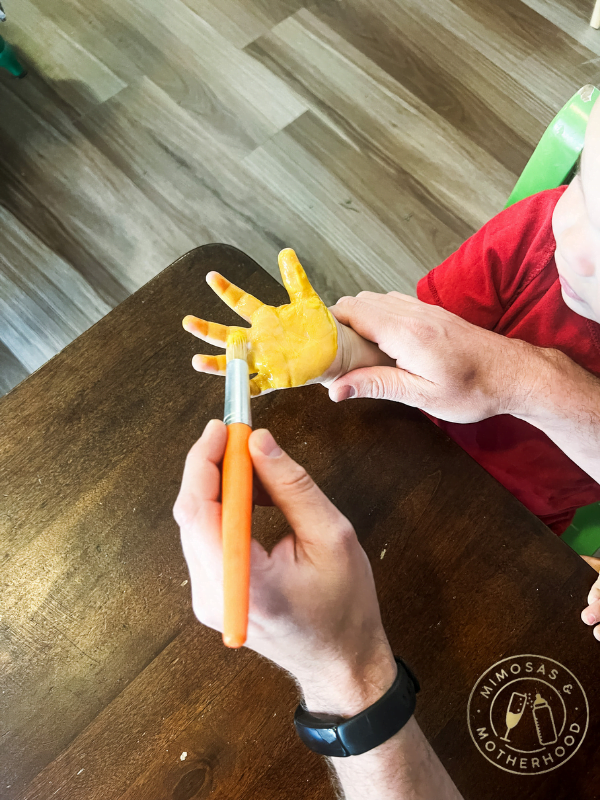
[184,249,396,396]
[183,249,338,397]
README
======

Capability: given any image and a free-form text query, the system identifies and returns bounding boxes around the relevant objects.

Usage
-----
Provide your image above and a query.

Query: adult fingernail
[587,612,597,625]
[255,429,283,458]
[338,386,356,401]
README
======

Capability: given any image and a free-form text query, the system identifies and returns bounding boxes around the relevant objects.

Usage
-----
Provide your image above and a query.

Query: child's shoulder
[439,187,564,283]
[417,188,566,328]
[479,187,565,289]
[484,186,566,252]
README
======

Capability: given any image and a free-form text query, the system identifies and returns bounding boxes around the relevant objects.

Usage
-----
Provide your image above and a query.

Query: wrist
[320,319,395,386]
[508,343,570,422]
[298,647,399,717]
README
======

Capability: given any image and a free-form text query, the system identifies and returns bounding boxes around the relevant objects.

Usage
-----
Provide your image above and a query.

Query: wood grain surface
[2,0,600,394]
[1,245,600,799]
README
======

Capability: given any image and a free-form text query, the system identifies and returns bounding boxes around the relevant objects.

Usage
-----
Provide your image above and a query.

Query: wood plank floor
[0,0,599,395]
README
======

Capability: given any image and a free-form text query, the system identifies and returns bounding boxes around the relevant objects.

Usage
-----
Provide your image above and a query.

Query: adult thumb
[248,429,351,548]
[328,366,420,404]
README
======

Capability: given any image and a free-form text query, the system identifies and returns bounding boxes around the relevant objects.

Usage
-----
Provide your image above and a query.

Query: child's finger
[207,271,263,322]
[192,354,227,375]
[278,249,318,303]
[582,596,600,625]
[250,374,275,397]
[588,574,600,605]
[183,315,229,347]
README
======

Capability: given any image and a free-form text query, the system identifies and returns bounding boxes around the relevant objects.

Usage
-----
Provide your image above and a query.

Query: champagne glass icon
[501,692,527,742]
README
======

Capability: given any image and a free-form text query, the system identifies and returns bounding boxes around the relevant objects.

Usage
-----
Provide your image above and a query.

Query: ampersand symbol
[563,684,573,695]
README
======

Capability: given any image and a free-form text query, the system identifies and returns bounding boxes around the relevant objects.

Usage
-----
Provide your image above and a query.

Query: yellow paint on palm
[183,249,338,396]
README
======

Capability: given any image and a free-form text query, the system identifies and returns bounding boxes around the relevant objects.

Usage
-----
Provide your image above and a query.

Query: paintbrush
[222,329,253,648]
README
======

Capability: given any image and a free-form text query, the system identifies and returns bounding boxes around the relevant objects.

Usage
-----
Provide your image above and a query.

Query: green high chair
[504,84,600,556]
[506,85,599,208]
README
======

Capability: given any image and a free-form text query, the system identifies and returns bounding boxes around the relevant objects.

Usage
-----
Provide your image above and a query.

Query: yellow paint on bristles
[226,329,248,362]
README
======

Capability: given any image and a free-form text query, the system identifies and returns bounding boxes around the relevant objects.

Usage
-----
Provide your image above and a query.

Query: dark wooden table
[2,245,600,800]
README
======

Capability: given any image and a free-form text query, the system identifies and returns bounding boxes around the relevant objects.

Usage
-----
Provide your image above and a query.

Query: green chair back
[561,504,600,557]
[505,84,599,208]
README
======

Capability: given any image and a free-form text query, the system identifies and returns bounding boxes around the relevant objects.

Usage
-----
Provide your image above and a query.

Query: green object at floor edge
[0,34,26,78]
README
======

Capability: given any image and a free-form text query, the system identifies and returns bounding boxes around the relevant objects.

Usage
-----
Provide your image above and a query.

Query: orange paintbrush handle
[222,422,253,648]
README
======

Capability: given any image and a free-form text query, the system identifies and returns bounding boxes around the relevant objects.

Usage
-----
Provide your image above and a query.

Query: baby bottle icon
[532,692,557,746]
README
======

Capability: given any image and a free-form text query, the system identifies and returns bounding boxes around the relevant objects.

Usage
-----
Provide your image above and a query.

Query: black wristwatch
[294,657,420,757]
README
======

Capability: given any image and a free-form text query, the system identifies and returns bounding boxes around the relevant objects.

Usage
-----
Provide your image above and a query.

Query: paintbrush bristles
[226,329,248,362]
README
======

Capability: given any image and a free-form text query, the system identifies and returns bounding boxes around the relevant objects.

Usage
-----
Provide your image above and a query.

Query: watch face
[294,708,350,757]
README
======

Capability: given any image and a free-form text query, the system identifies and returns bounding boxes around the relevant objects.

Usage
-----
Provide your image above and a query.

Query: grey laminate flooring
[1,0,599,395]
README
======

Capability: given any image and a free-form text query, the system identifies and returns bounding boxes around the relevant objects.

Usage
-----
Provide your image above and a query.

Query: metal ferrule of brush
[224,360,252,427]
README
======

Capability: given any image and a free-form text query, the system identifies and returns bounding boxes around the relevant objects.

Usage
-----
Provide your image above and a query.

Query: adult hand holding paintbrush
[182,249,394,648]
[174,421,462,800]
[175,421,396,689]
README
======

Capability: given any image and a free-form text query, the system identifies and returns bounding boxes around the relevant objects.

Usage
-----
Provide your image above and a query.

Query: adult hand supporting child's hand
[328,291,600,485]
[328,292,537,423]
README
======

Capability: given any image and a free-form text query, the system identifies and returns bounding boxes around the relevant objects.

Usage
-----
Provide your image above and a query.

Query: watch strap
[294,657,419,757]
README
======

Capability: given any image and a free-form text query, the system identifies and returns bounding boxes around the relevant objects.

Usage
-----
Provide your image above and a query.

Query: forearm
[298,653,462,800]
[329,717,463,800]
[511,343,600,482]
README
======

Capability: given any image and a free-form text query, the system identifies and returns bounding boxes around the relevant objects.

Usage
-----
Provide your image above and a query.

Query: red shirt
[416,187,600,534]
